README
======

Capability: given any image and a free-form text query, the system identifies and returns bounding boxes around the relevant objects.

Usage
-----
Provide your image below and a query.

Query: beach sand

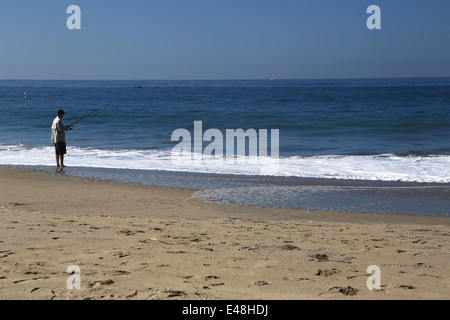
[0,166,448,300]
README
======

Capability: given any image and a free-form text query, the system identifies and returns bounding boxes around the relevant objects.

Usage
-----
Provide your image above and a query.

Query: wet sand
[0,166,449,300]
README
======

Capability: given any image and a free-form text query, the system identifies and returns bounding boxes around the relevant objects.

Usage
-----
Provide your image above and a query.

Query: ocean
[1,78,449,216]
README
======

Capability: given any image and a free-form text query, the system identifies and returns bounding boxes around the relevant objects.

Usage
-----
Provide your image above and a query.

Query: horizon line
[1,76,449,82]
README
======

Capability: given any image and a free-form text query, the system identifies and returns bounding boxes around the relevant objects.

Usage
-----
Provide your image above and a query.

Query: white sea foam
[1,144,449,183]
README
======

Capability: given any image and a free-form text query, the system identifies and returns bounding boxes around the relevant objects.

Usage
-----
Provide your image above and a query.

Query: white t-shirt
[51,116,66,144]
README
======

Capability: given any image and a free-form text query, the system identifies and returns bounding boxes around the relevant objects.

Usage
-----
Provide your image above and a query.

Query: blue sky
[0,0,449,80]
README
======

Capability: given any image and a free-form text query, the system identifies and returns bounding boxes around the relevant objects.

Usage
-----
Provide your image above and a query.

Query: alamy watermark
[171,121,280,175]
[64,263,382,292]
[66,5,381,31]
[366,265,381,290]
[66,5,81,30]
[66,265,81,290]
[366,5,381,30]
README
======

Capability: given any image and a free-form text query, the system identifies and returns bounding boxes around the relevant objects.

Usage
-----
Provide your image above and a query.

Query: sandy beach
[0,166,448,300]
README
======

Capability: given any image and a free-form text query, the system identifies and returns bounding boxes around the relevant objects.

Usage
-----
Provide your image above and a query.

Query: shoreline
[3,164,450,218]
[0,166,449,300]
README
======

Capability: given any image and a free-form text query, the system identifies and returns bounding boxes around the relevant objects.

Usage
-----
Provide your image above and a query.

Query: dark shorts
[54,141,67,155]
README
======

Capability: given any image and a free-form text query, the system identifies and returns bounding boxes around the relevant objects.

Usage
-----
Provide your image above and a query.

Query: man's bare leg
[55,155,60,170]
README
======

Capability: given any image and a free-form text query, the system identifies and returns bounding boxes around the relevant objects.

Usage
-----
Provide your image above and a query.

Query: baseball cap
[57,109,66,115]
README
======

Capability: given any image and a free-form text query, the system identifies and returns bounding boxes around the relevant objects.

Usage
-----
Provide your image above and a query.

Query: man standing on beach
[51,109,72,172]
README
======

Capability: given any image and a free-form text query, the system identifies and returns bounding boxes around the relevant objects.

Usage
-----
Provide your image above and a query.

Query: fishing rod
[67,102,114,128]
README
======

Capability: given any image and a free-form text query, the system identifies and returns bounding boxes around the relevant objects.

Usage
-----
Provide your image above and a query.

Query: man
[51,109,72,171]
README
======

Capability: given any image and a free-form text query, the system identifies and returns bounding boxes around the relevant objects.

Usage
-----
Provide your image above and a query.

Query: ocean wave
[0,144,449,183]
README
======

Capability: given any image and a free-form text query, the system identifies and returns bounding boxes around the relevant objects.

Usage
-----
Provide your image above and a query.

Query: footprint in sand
[165,290,187,298]
[251,280,270,287]
[398,285,415,290]
[0,250,15,258]
[280,244,300,250]
[309,253,329,262]
[316,268,339,277]
[320,286,359,297]
[8,203,27,207]
[89,279,115,288]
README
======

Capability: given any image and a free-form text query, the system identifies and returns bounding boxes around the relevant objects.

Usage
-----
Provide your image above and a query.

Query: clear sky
[0,0,449,80]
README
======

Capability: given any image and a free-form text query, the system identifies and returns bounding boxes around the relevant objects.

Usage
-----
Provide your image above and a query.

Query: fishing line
[64,101,115,158]
[67,101,115,128]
